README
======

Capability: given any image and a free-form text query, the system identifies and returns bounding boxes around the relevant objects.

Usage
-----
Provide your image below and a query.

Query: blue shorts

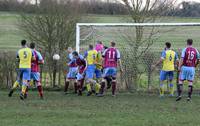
[85,65,96,79]
[160,70,174,81]
[103,67,117,78]
[31,72,40,81]
[180,66,195,81]
[95,69,102,78]
[67,67,78,79]
[17,68,31,81]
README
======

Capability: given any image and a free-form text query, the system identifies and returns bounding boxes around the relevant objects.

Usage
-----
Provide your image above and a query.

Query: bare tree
[20,0,81,87]
[120,0,176,91]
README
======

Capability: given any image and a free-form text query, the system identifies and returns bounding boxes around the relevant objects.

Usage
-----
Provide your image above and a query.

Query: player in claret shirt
[99,41,123,97]
[176,39,200,101]
[29,42,44,99]
[72,51,87,96]
[64,47,78,94]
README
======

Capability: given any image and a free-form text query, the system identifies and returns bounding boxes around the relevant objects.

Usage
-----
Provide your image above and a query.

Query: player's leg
[105,76,112,89]
[64,67,78,94]
[187,67,195,101]
[64,68,72,94]
[110,67,117,96]
[20,68,31,100]
[74,81,78,94]
[32,72,44,99]
[85,65,95,96]
[98,68,108,96]
[176,66,186,101]
[94,69,102,95]
[76,73,84,96]
[159,70,167,97]
[168,71,174,97]
[8,70,22,97]
[8,80,20,97]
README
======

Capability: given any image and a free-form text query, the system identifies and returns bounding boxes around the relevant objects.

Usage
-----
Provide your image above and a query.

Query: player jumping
[154,42,179,97]
[176,39,200,101]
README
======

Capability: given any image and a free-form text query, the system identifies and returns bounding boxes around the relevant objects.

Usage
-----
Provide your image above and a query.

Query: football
[53,54,60,60]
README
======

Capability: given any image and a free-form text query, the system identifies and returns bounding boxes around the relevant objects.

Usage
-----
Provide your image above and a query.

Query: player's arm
[116,49,123,72]
[31,50,36,61]
[16,51,20,62]
[37,51,44,64]
[154,50,165,67]
[195,49,200,67]
[175,52,179,69]
[154,58,164,67]
[178,49,185,71]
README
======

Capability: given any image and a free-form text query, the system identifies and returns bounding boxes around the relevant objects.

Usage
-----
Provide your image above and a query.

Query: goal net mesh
[78,24,200,92]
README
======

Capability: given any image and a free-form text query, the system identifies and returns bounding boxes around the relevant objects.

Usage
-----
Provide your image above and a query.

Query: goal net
[76,23,200,91]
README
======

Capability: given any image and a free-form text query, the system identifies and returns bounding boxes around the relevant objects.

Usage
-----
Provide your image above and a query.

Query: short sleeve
[31,50,35,57]
[161,50,166,59]
[181,48,186,58]
[102,49,108,57]
[175,52,179,60]
[116,49,120,59]
[16,51,19,58]
[36,51,43,61]
[84,51,88,58]
[79,54,84,60]
[196,49,200,59]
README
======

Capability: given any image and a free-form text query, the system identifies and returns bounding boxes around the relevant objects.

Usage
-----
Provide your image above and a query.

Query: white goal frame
[76,23,200,53]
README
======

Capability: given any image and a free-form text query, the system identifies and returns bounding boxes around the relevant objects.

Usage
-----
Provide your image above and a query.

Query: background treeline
[1,0,200,17]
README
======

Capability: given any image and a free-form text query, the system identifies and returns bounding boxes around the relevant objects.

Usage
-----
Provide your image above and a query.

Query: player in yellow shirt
[8,40,35,100]
[154,42,179,97]
[84,44,101,96]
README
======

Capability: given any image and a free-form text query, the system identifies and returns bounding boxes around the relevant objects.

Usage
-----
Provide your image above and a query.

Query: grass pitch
[1,91,200,126]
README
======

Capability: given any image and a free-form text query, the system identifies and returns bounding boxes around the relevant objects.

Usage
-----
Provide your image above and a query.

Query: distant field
[1,11,200,51]
[1,91,200,126]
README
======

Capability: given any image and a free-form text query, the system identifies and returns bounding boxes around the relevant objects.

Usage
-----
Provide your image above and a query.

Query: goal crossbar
[76,23,200,52]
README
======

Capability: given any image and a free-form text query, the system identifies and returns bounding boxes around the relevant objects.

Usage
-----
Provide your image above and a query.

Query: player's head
[21,40,27,47]
[95,43,104,52]
[110,41,116,47]
[72,51,79,59]
[30,42,35,49]
[89,44,93,50]
[187,39,193,46]
[165,42,171,49]
[67,47,73,53]
[97,40,103,45]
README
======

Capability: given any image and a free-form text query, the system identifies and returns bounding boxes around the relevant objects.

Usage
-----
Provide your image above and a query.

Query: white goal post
[76,23,200,53]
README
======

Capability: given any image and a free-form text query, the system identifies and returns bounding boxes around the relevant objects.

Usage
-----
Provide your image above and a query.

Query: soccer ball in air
[53,54,60,60]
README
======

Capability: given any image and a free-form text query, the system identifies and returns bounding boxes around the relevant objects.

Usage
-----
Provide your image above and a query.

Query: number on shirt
[188,51,195,60]
[108,51,115,59]
[24,51,27,59]
[169,54,172,61]
[92,54,96,59]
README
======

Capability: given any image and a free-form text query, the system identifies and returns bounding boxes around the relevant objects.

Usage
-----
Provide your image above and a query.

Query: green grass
[1,11,200,50]
[1,91,200,126]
